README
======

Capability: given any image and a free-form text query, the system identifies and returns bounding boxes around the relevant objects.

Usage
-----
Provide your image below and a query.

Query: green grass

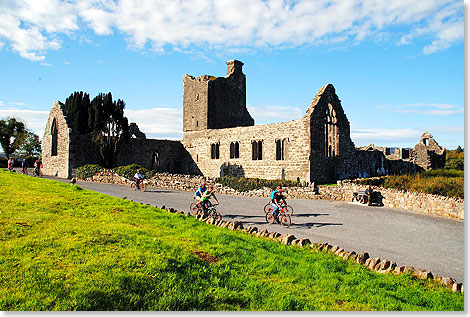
[0,170,463,311]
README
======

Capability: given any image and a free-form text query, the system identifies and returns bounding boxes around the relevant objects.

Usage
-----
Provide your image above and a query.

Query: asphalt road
[58,178,464,284]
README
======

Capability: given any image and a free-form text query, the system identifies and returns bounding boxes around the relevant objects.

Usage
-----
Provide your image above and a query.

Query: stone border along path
[155,204,463,294]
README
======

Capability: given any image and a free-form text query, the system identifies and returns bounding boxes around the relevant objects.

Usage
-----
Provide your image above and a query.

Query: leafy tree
[16,131,41,157]
[65,91,91,134]
[64,91,130,168]
[90,92,129,168]
[0,117,26,157]
[445,148,464,171]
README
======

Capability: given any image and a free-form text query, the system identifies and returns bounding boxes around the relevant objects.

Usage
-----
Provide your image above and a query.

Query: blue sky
[0,0,464,149]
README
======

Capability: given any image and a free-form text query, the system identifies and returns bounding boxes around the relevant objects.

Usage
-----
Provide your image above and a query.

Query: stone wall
[182,116,311,182]
[117,138,195,174]
[82,171,464,220]
[41,101,71,178]
[306,84,358,182]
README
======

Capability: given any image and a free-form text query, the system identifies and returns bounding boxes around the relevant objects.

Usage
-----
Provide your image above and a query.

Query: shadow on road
[142,189,173,193]
[294,213,329,217]
[289,222,343,229]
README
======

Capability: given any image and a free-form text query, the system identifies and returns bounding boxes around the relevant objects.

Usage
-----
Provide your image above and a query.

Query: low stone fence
[81,171,464,220]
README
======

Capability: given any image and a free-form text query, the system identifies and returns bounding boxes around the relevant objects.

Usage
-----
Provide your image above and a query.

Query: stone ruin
[41,59,446,182]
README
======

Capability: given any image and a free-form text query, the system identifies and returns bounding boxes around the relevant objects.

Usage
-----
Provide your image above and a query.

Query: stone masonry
[41,59,447,183]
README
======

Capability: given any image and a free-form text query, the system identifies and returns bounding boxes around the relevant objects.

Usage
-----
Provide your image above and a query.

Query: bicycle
[265,204,291,228]
[264,201,293,216]
[131,179,147,192]
[189,199,222,221]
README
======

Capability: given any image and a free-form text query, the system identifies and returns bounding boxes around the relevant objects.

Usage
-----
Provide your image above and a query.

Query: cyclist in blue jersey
[194,182,207,208]
[269,186,285,220]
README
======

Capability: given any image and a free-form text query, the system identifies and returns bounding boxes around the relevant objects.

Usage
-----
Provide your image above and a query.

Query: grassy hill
[0,170,463,311]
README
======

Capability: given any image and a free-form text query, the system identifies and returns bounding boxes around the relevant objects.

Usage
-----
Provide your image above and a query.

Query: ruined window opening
[252,140,262,160]
[196,121,198,127]
[276,139,285,160]
[51,118,58,157]
[402,149,409,159]
[230,142,239,159]
[325,105,339,158]
[152,151,160,168]
[423,138,428,146]
[211,143,220,159]
[196,93,199,101]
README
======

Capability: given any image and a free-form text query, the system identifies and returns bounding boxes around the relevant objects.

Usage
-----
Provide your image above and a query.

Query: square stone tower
[183,60,254,132]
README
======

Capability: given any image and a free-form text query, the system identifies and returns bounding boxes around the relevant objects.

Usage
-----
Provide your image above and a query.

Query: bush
[0,157,6,168]
[76,164,103,179]
[445,150,464,171]
[382,171,463,199]
[349,170,464,199]
[215,175,301,192]
[114,164,154,180]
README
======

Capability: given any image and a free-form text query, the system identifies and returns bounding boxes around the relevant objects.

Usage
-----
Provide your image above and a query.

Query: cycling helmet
[209,185,214,189]
[202,182,206,186]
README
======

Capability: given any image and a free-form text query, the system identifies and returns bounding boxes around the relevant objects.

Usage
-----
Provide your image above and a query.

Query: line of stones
[155,204,464,294]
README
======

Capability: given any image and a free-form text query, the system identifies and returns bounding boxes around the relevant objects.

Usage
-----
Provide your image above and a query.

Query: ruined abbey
[41,60,446,182]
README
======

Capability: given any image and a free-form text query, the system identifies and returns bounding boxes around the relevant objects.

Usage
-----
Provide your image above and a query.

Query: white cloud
[351,127,427,147]
[350,125,464,148]
[0,0,77,61]
[124,107,183,140]
[0,107,50,138]
[377,102,463,116]
[247,105,304,125]
[0,0,463,61]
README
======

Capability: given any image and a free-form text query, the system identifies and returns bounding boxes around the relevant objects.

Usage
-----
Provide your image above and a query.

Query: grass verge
[0,170,463,311]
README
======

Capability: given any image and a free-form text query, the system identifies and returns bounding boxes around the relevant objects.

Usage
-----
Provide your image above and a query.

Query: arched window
[276,139,286,160]
[252,140,262,160]
[230,141,240,159]
[152,151,160,169]
[211,143,220,159]
[51,118,58,157]
[325,104,339,158]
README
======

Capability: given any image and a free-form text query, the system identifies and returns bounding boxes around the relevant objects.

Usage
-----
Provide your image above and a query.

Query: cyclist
[200,185,219,213]
[194,182,207,208]
[270,187,285,221]
[21,159,28,174]
[134,169,144,190]
[8,157,14,171]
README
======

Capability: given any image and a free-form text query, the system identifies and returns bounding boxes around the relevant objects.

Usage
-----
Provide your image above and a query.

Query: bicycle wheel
[286,205,293,216]
[140,184,147,192]
[189,203,200,216]
[265,212,276,224]
[264,203,274,214]
[131,183,137,191]
[279,213,291,228]
[210,209,222,221]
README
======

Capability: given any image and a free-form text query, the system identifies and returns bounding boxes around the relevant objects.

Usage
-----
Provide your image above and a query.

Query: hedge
[215,175,301,192]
